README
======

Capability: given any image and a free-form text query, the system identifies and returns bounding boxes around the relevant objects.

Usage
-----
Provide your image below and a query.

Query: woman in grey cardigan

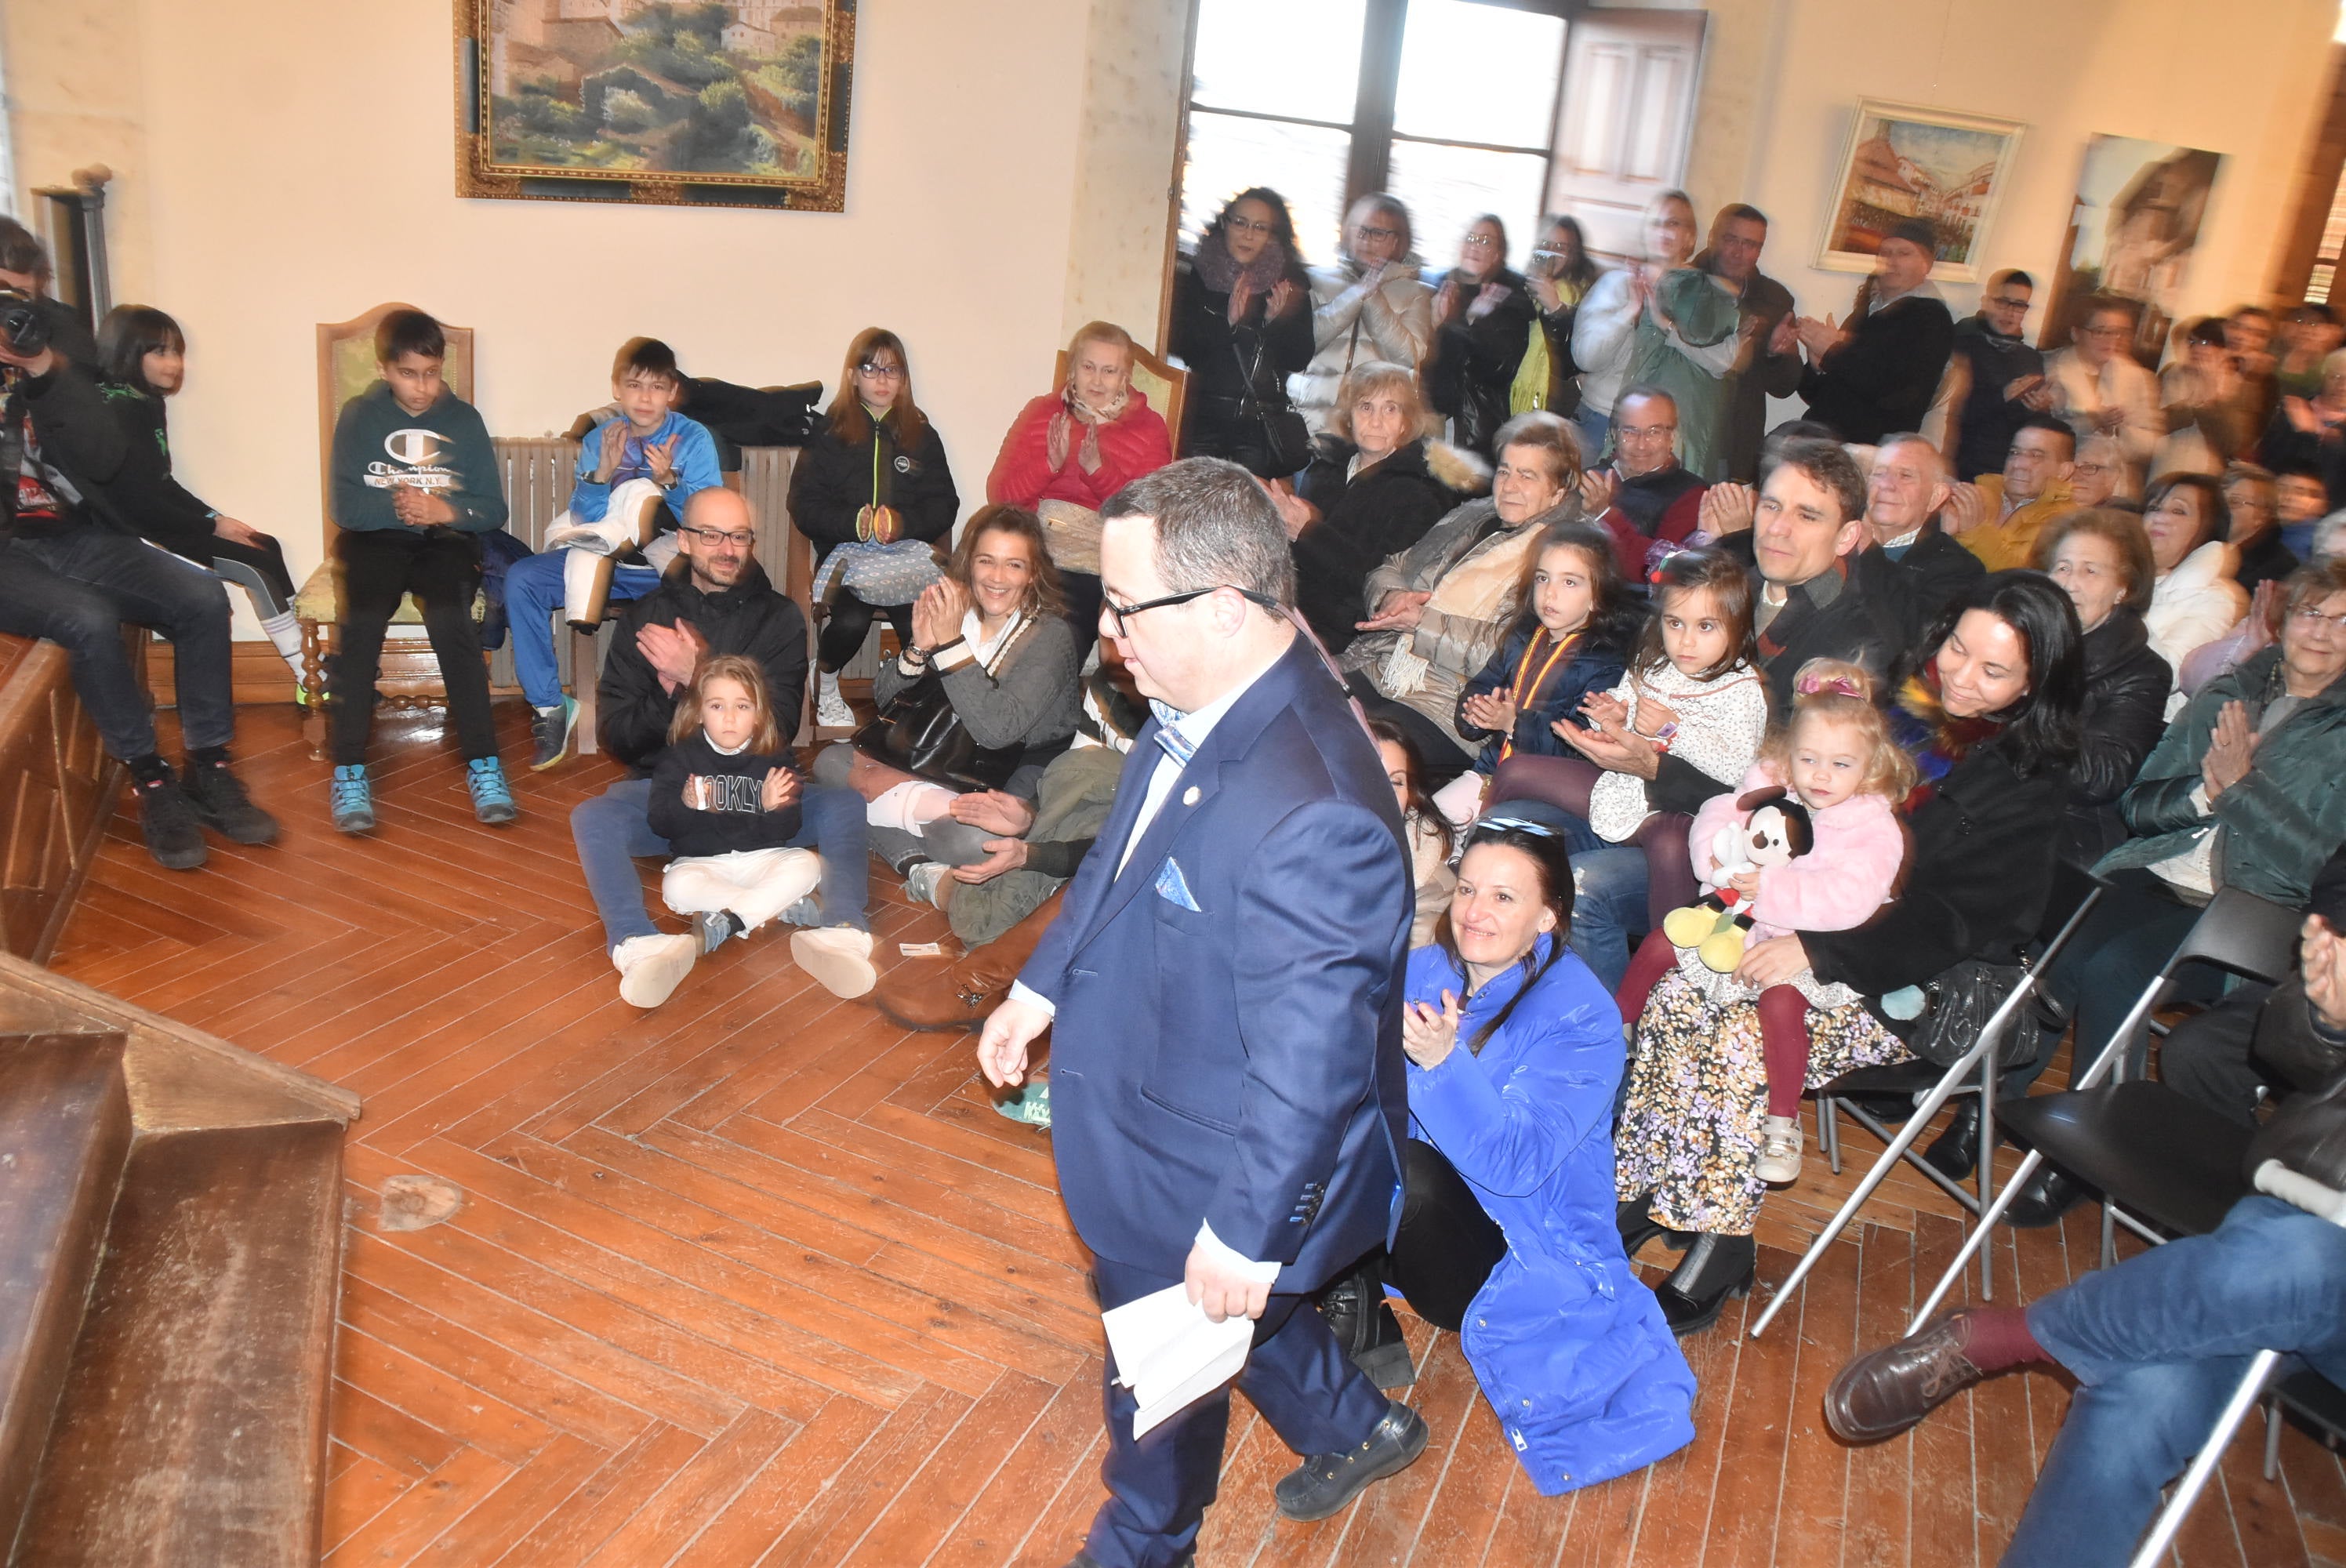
[815,506,1082,892]
[1342,411,1590,781]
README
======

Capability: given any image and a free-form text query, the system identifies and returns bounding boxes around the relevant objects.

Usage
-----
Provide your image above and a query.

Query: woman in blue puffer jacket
[1389,813,1695,1494]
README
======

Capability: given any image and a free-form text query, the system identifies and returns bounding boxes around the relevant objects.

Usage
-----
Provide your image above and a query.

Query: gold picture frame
[1816,100,2025,284]
[454,0,856,212]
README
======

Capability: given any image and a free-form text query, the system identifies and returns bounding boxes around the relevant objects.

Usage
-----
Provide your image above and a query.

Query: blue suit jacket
[1018,637,1413,1288]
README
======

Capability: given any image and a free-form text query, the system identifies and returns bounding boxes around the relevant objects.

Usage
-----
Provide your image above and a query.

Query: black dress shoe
[1921,1098,1982,1183]
[1654,1232,1756,1337]
[1273,1399,1430,1521]
[1316,1255,1416,1390]
[1822,1311,1988,1442]
[2005,1163,2095,1228]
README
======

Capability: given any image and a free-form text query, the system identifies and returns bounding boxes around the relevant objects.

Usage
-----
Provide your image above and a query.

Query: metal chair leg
[2265,1392,2284,1481]
[2126,1350,2282,1568]
[1978,1055,1998,1301]
[2101,1199,2119,1271]
[1914,1148,2048,1333]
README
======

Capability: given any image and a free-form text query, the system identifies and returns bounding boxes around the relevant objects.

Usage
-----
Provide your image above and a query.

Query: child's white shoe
[792,926,877,999]
[1756,1114,1803,1185]
[613,932,697,1009]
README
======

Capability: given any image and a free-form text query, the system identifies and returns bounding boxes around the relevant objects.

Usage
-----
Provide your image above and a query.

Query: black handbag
[1230,339,1312,475]
[1900,956,2032,1069]
[848,621,1033,793]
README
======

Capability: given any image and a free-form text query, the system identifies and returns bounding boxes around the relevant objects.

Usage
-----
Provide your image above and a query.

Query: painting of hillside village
[460,0,854,209]
[1818,101,2024,281]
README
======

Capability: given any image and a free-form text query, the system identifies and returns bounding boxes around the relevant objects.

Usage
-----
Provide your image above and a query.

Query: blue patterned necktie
[1149,700,1197,768]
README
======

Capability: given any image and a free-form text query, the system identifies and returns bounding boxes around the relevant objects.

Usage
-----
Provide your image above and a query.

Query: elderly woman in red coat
[986,320,1175,633]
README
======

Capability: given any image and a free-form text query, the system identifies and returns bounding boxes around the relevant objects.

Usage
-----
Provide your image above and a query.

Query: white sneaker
[815,672,854,730]
[1756,1114,1803,1185]
[903,860,944,908]
[791,926,877,999]
[613,932,697,1009]
[543,523,621,555]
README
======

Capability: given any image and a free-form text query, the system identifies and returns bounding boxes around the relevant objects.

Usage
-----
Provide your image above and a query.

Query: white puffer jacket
[2146,538,2249,686]
[1291,257,1436,434]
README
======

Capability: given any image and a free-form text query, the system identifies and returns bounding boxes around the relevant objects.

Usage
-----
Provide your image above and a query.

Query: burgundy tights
[1616,927,1816,1118]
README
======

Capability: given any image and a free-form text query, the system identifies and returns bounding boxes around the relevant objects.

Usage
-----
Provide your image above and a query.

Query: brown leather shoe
[1823,1312,1988,1443]
[875,888,1065,1033]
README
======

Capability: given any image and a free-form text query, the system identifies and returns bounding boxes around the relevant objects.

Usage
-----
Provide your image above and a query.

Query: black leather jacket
[2064,608,2173,862]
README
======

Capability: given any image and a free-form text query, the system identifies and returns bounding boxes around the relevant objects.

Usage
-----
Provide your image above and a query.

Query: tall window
[1178,0,1567,269]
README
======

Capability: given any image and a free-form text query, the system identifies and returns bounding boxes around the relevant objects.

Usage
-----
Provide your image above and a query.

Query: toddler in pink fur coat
[1615,661,1917,1182]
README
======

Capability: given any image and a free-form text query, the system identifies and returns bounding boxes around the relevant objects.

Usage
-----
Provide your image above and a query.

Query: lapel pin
[1182,786,1200,806]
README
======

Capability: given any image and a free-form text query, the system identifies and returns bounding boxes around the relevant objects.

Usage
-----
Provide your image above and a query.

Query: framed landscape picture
[1816,100,2025,282]
[456,0,856,211]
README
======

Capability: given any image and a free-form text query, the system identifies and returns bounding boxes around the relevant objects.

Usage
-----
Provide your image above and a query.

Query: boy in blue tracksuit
[512,336,723,769]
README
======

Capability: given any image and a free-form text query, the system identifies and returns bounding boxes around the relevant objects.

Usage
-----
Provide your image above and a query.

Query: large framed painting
[2038,134,2227,364]
[1816,101,2025,283]
[455,1,856,211]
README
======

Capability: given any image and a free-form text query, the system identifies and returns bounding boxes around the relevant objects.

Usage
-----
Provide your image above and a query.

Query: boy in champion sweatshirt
[325,307,514,833]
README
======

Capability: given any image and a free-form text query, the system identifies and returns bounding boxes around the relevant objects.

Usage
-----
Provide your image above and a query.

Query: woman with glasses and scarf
[1170,187,1315,477]
[1293,194,1436,437]
[789,328,960,730]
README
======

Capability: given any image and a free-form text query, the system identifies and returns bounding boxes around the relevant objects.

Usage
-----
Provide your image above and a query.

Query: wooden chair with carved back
[296,303,486,759]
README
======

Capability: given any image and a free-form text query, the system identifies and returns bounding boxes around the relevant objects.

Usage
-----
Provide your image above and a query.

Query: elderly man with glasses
[568,486,876,1011]
[1578,385,1708,573]
[2050,296,2163,481]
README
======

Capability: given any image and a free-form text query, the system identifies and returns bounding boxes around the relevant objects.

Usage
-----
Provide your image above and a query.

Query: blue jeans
[570,776,870,950]
[1567,844,1647,993]
[505,551,660,710]
[0,532,235,760]
[2008,1196,2346,1567]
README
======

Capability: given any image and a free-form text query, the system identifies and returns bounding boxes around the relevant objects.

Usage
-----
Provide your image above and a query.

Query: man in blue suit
[979,459,1425,1568]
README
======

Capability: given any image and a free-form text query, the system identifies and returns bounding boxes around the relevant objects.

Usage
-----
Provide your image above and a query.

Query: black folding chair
[1747,861,2106,1338]
[1912,885,2304,1332]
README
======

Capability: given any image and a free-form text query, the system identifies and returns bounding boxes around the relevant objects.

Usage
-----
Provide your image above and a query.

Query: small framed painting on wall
[455,0,856,212]
[1817,100,2025,282]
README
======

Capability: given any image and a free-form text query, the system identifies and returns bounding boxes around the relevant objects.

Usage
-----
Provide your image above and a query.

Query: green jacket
[2095,646,2346,906]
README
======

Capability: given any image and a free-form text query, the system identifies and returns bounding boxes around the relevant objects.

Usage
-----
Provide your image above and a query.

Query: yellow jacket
[1959,474,2073,572]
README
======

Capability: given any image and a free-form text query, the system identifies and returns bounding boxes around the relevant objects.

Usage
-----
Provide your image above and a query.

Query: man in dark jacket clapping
[570,488,873,1009]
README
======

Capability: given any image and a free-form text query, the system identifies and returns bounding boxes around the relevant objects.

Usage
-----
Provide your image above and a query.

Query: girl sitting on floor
[1613,661,1915,1184]
[1433,520,1636,826]
[647,656,823,955]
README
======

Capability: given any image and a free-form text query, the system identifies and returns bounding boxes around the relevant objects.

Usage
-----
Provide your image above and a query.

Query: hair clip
[1797,674,1865,699]
[1474,814,1561,840]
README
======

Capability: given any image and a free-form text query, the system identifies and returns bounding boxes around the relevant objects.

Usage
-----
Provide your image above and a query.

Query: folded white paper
[1102,1284,1254,1439]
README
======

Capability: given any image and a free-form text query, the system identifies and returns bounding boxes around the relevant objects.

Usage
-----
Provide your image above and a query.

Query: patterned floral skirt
[1614,969,1912,1236]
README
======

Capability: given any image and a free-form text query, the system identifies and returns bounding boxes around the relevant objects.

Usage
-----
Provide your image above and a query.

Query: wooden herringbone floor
[46,702,2346,1567]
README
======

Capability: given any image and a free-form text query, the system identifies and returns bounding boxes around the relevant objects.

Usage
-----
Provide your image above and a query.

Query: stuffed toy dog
[1660,786,1817,972]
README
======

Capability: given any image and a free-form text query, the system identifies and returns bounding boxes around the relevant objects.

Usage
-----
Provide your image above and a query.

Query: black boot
[1618,1192,1694,1260]
[1315,1254,1415,1389]
[131,760,205,871]
[1654,1232,1756,1337]
[180,752,280,845]
[1921,1098,1982,1183]
[2005,1162,2094,1228]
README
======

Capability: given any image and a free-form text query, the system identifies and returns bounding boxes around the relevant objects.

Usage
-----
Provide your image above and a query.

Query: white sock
[536,702,565,717]
[867,779,957,833]
[819,670,843,700]
[259,609,304,669]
